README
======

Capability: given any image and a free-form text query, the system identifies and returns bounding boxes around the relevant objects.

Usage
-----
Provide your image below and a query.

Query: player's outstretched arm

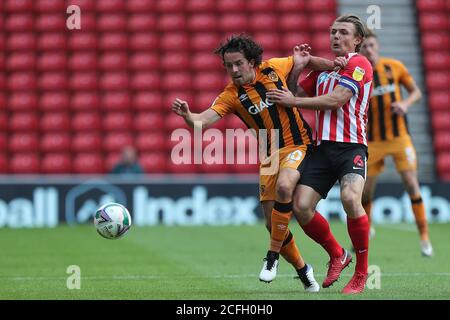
[171,98,221,129]
[307,56,347,72]
[287,44,311,96]
[267,85,353,111]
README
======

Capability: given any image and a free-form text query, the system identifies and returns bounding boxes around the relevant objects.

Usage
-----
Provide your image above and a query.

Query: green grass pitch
[0,222,449,300]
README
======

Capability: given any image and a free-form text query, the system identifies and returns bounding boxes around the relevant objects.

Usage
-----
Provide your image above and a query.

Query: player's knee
[341,190,361,210]
[275,181,294,202]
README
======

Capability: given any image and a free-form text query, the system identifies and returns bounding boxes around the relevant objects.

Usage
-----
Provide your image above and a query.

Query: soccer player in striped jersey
[268,15,373,294]
[172,35,345,292]
[360,28,433,257]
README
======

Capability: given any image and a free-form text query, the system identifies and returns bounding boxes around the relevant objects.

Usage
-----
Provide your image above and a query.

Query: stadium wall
[0,176,449,228]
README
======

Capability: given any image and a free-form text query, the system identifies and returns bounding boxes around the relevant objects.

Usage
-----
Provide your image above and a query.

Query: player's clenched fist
[171,98,190,118]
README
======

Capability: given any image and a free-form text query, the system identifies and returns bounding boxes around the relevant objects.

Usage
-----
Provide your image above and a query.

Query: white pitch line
[3,272,450,282]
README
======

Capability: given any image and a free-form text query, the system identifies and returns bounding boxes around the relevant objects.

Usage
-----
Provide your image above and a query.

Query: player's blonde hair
[334,15,366,52]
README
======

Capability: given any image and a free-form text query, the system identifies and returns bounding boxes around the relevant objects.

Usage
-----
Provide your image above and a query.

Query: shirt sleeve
[209,86,236,118]
[299,71,320,97]
[268,56,295,79]
[397,61,414,88]
[338,55,372,96]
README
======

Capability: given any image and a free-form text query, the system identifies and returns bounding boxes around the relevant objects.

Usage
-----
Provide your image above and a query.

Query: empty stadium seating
[2,0,337,174]
[417,1,450,180]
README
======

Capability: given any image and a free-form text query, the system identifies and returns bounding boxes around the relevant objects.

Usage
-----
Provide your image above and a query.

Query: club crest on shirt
[352,66,365,81]
[268,71,278,82]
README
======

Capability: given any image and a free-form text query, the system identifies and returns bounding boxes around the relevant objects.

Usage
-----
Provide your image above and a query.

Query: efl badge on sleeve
[352,66,365,81]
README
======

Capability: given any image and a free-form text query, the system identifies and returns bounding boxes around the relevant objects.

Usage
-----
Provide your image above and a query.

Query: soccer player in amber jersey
[360,28,433,257]
[172,35,345,292]
[268,15,373,294]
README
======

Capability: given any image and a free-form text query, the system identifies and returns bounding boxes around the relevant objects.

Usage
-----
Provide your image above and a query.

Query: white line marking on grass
[4,272,450,281]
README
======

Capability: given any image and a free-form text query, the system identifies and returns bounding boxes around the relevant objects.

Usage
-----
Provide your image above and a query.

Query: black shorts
[298,141,368,199]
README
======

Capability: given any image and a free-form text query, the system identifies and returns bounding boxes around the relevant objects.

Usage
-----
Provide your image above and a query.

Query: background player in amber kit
[360,29,433,257]
[172,35,344,292]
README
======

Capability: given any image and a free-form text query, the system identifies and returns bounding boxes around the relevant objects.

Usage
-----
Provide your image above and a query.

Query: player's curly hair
[214,34,264,67]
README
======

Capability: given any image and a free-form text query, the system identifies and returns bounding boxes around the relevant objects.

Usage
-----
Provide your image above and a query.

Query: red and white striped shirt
[300,53,373,146]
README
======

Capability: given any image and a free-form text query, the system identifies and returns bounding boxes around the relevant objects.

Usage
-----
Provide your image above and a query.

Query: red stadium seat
[426,72,450,90]
[104,133,134,152]
[187,15,218,32]
[158,14,186,32]
[419,13,448,30]
[0,74,4,92]
[99,52,127,70]
[129,53,159,70]
[201,162,234,174]
[186,0,215,12]
[191,33,220,52]
[309,0,336,11]
[434,131,450,151]
[217,0,246,12]
[8,93,38,111]
[68,52,97,70]
[193,91,220,111]
[41,153,72,174]
[101,92,131,111]
[10,112,39,132]
[9,134,39,152]
[131,72,160,90]
[279,14,309,32]
[6,52,35,70]
[76,13,96,31]
[219,14,248,32]
[429,92,450,111]
[103,112,133,132]
[72,112,101,132]
[6,0,33,11]
[41,133,71,152]
[166,113,190,132]
[10,153,40,174]
[140,152,167,173]
[192,53,222,71]
[133,92,163,112]
[69,33,96,50]
[136,133,166,152]
[421,33,449,50]
[104,152,122,172]
[8,33,36,51]
[99,33,128,50]
[38,32,66,50]
[128,14,156,31]
[249,14,278,31]
[431,112,450,130]
[100,72,129,90]
[39,72,68,90]
[156,0,184,12]
[437,153,450,176]
[424,51,450,70]
[160,33,190,51]
[247,0,275,11]
[40,92,70,112]
[167,161,200,174]
[5,14,34,32]
[281,32,311,52]
[193,73,224,91]
[73,153,104,174]
[41,112,71,132]
[134,113,165,132]
[254,33,282,52]
[69,0,96,11]
[417,0,446,11]
[8,72,37,91]
[310,13,336,31]
[72,133,102,152]
[126,0,154,12]
[162,73,192,91]
[0,112,6,129]
[36,14,66,31]
[277,0,306,12]
[164,91,194,111]
[161,53,190,71]
[97,14,127,31]
[96,0,125,12]
[71,92,100,111]
[0,134,7,150]
[35,0,66,12]
[37,52,67,70]
[129,33,159,50]
[311,32,332,51]
[70,72,98,90]
[0,153,8,173]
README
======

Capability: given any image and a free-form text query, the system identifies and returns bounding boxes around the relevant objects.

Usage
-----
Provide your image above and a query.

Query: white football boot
[296,264,320,293]
[420,240,434,257]
[259,251,279,283]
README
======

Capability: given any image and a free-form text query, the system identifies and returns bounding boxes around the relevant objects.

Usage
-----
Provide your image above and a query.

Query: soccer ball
[94,203,132,240]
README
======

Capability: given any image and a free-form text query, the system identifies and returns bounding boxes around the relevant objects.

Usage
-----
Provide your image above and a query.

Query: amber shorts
[367,135,417,177]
